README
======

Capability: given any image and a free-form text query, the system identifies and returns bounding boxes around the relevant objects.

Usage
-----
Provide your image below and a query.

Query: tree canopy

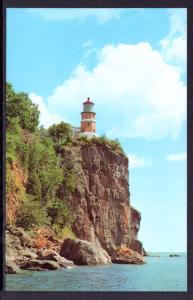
[6,83,39,132]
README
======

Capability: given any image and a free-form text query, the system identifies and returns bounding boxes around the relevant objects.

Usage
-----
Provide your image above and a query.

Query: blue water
[6,253,187,291]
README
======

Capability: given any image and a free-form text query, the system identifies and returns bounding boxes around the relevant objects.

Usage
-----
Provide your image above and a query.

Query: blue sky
[7,8,187,252]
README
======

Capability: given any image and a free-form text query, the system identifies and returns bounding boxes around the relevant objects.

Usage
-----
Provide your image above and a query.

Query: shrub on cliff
[98,134,108,143]
[15,197,51,230]
[108,138,123,152]
[98,136,125,155]
[77,135,92,144]
[77,134,125,155]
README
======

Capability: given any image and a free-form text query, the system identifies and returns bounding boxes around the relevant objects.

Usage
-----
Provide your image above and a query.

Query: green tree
[25,134,63,204]
[26,138,43,199]
[39,168,63,205]
[17,142,30,172]
[48,122,73,150]
[6,117,21,162]
[47,197,73,229]
[6,116,31,169]
[6,83,39,132]
[27,170,42,201]
[38,136,63,204]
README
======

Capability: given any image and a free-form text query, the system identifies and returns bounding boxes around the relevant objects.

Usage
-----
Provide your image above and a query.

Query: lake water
[6,253,187,291]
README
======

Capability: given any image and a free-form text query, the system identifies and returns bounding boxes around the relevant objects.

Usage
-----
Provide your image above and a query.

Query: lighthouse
[80,97,96,138]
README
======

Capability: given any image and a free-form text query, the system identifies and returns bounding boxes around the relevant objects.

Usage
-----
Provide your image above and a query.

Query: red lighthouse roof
[83,97,94,105]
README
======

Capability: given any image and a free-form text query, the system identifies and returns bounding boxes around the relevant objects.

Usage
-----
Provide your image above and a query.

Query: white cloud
[29,93,64,128]
[47,42,186,139]
[30,8,124,24]
[82,40,94,48]
[127,153,151,169]
[167,153,187,161]
[82,39,98,58]
[159,9,187,70]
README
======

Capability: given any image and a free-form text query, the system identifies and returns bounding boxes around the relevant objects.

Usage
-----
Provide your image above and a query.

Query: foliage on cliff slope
[6,84,74,236]
[6,83,125,238]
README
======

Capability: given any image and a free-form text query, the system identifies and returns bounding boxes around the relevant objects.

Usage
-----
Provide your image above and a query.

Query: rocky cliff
[59,141,142,256]
[6,161,27,226]
[6,140,144,273]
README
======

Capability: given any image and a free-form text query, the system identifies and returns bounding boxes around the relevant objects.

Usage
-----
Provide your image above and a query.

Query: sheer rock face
[60,143,142,255]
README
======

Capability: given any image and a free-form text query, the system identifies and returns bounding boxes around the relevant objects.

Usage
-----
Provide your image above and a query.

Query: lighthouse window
[87,122,90,126]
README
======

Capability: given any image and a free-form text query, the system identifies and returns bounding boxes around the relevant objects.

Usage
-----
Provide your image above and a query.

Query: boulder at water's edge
[60,238,111,265]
